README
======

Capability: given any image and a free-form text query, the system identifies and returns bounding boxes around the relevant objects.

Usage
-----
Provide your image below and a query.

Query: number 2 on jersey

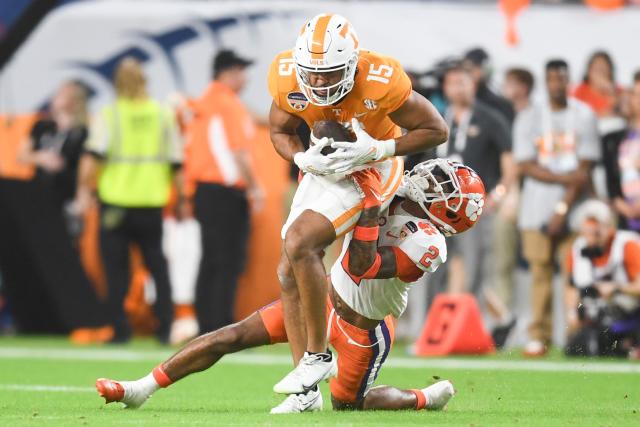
[366,64,393,84]
[419,246,440,269]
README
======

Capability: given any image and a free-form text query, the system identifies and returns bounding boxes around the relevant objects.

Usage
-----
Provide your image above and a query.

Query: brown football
[311,120,356,155]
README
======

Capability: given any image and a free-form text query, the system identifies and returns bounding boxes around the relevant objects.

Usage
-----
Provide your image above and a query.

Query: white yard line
[0,384,94,392]
[0,346,639,374]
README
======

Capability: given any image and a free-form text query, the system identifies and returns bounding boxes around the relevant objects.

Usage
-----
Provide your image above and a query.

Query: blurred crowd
[406,47,640,358]
[1,44,640,359]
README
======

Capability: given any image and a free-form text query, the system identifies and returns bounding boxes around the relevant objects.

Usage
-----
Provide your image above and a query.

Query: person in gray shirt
[514,59,601,356]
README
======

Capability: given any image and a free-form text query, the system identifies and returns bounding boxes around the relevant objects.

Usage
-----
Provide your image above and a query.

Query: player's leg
[283,209,335,354]
[277,248,306,364]
[96,304,282,409]
[360,382,455,411]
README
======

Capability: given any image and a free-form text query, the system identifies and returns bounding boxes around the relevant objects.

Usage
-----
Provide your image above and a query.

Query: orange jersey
[267,49,412,140]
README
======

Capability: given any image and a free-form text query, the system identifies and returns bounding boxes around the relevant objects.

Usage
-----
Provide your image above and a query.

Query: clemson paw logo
[465,195,484,222]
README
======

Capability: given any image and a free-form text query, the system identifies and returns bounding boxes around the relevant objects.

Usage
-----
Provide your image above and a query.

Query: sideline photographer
[565,199,640,357]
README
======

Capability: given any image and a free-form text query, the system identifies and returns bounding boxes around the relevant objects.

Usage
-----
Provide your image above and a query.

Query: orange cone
[414,294,494,356]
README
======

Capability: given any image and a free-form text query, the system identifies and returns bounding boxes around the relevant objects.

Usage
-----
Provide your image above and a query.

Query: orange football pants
[259,298,395,403]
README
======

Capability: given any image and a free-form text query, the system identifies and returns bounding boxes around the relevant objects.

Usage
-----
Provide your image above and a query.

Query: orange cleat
[96,378,124,404]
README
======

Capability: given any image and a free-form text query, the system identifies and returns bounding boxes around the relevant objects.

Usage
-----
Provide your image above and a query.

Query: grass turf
[0,337,638,426]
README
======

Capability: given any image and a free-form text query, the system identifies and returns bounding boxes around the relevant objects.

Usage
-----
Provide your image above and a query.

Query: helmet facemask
[295,52,358,106]
[401,159,465,235]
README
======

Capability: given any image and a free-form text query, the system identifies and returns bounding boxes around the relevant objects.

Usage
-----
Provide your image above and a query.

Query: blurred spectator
[503,68,535,114]
[487,67,537,348]
[18,81,88,210]
[565,199,640,357]
[572,51,622,120]
[514,59,600,356]
[75,57,183,343]
[182,50,263,333]
[434,64,515,306]
[605,71,640,232]
[463,47,515,124]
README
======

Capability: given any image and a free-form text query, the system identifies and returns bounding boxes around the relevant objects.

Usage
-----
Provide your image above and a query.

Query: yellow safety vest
[98,99,174,207]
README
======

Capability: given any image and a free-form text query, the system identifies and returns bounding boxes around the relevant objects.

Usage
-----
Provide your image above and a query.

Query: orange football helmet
[400,159,486,235]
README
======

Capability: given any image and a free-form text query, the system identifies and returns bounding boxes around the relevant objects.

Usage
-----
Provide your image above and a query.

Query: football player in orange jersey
[267,14,449,395]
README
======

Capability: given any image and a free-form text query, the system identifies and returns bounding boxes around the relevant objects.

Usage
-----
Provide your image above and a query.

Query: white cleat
[270,388,323,414]
[423,380,455,410]
[273,352,337,394]
[95,378,150,409]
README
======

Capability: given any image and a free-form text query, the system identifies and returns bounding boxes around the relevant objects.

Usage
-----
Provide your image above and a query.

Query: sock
[152,365,173,388]
[410,389,427,410]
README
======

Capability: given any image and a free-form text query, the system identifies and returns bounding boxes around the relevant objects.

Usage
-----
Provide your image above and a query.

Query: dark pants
[194,183,249,333]
[99,203,173,341]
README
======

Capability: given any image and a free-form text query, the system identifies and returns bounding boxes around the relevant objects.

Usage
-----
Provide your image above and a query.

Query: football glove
[293,137,336,176]
[328,118,396,174]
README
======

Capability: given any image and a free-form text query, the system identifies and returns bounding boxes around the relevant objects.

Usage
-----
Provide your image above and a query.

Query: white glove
[327,118,396,174]
[293,137,336,176]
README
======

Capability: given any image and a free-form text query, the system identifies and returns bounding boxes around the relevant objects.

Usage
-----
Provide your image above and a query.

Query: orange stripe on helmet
[311,14,333,60]
[339,22,350,38]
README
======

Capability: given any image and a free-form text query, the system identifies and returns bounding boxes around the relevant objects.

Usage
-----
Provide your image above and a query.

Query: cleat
[424,380,455,410]
[270,388,323,414]
[273,352,337,395]
[95,378,149,409]
[96,378,124,404]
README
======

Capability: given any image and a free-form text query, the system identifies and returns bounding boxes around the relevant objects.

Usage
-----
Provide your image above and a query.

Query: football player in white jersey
[94,156,485,414]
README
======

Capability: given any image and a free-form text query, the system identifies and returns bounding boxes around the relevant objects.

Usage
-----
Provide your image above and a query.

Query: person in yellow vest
[74,57,183,343]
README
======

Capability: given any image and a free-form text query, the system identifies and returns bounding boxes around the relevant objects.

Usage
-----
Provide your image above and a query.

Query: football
[311,120,356,155]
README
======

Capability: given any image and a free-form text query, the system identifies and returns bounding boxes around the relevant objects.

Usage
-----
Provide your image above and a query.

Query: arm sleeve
[623,241,640,281]
[512,108,537,162]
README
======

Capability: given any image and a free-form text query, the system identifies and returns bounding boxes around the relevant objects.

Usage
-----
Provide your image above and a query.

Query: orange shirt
[183,81,255,190]
[267,49,412,140]
[572,82,619,118]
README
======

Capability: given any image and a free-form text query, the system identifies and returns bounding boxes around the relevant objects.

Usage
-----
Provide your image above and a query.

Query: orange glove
[352,168,383,209]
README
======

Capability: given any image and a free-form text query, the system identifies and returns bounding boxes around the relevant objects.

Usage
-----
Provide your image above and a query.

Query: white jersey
[330,203,447,320]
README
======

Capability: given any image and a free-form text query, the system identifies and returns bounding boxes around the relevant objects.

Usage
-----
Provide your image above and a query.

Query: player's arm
[388,90,449,156]
[268,101,304,162]
[342,169,402,281]
[269,101,335,175]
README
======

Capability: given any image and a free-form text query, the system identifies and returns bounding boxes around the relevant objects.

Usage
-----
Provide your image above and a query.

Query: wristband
[353,225,379,241]
[377,139,396,160]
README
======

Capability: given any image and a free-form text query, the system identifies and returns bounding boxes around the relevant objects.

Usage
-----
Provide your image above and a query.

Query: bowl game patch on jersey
[287,92,309,111]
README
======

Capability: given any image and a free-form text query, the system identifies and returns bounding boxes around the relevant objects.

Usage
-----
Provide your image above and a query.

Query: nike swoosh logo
[354,112,368,118]
[386,231,399,239]
[299,392,319,410]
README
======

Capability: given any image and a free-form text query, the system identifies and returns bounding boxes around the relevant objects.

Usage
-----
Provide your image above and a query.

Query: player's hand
[327,119,395,174]
[351,168,384,209]
[293,137,336,176]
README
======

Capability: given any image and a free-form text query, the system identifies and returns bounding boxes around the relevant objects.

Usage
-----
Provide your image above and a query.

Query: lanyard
[437,107,472,158]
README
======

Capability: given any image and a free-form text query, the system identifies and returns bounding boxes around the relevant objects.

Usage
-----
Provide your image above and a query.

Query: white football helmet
[293,14,359,106]
[399,159,486,236]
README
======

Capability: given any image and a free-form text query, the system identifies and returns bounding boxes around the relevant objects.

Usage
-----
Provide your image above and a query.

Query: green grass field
[0,337,639,426]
